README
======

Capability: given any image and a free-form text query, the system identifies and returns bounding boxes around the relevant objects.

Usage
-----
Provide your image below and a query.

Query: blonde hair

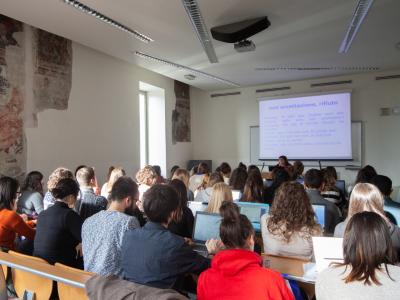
[107,167,126,193]
[47,167,73,190]
[347,183,388,222]
[207,183,233,213]
[136,165,157,186]
[172,168,190,188]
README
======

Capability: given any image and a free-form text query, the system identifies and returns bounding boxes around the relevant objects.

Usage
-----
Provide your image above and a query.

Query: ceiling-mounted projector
[211,17,270,53]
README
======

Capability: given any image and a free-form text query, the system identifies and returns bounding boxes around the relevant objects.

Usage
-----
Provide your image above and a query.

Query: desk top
[0,252,91,288]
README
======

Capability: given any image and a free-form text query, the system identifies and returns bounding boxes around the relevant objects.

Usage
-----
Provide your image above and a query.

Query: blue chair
[384,206,400,226]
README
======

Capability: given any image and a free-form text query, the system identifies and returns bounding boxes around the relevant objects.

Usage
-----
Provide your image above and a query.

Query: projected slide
[259,92,352,160]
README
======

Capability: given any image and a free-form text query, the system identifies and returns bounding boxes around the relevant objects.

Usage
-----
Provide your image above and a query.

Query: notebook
[312,237,344,273]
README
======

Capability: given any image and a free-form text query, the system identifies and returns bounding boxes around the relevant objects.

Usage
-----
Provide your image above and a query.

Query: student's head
[355,165,377,184]
[238,162,247,172]
[267,181,319,241]
[169,165,180,180]
[219,201,254,250]
[218,162,231,177]
[229,168,248,192]
[371,175,392,197]
[74,165,87,177]
[340,211,396,285]
[47,167,74,191]
[278,155,289,167]
[347,183,387,221]
[0,176,20,211]
[241,170,264,203]
[271,168,290,188]
[304,169,323,189]
[22,171,43,194]
[107,167,126,193]
[106,166,115,181]
[51,178,80,208]
[247,165,259,174]
[207,183,233,214]
[110,176,139,216]
[197,162,210,175]
[172,168,190,188]
[322,166,338,190]
[76,167,96,187]
[143,184,179,224]
[153,165,162,177]
[292,161,304,178]
[207,172,224,188]
[135,165,157,186]
[169,179,189,222]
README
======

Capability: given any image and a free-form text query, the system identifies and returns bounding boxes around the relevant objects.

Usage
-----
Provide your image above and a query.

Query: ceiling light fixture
[181,0,218,63]
[61,0,153,43]
[134,51,239,87]
[255,66,380,71]
[339,0,375,53]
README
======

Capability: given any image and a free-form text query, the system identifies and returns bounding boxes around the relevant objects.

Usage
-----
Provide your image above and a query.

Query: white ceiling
[1,0,400,90]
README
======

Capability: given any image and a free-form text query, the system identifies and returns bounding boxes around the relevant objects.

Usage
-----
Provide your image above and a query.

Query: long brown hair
[267,181,321,241]
[241,170,263,203]
[347,183,388,222]
[336,211,396,285]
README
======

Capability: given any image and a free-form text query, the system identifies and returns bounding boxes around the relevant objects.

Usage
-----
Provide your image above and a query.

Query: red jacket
[197,249,294,300]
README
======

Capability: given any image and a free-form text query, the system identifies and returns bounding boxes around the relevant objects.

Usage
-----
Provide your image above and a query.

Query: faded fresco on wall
[0,15,26,179]
[172,80,191,144]
[0,14,72,178]
[33,28,72,111]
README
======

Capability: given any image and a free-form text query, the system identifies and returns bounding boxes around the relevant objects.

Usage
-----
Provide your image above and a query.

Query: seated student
[135,165,157,210]
[321,167,342,205]
[275,155,292,172]
[371,175,400,208]
[17,171,44,216]
[229,167,248,201]
[167,179,194,238]
[334,183,400,255]
[101,167,125,199]
[169,165,180,181]
[206,183,233,214]
[43,167,74,209]
[305,169,341,234]
[198,201,294,300]
[194,172,223,203]
[82,176,141,277]
[34,178,83,268]
[121,184,214,290]
[0,177,36,252]
[292,160,304,180]
[75,167,108,220]
[216,162,231,185]
[172,168,194,201]
[317,212,400,300]
[153,165,166,184]
[241,169,264,203]
[100,166,115,197]
[261,182,322,260]
[263,168,290,204]
[189,162,210,192]
[347,165,379,195]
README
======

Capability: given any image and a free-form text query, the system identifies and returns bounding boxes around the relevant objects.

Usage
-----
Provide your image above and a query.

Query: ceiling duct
[210,91,241,98]
[339,0,375,53]
[375,74,400,81]
[255,87,291,93]
[181,0,218,63]
[211,17,270,53]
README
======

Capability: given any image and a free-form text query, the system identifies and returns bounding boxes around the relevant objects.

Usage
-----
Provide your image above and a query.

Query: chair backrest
[0,262,6,300]
[384,205,400,226]
[263,254,309,277]
[8,251,53,300]
[55,263,93,300]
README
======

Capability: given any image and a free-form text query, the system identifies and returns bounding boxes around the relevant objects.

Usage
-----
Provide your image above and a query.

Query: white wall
[191,70,400,186]
[26,42,192,184]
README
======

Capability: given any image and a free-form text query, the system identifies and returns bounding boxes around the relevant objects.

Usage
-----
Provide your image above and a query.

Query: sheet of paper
[312,237,344,273]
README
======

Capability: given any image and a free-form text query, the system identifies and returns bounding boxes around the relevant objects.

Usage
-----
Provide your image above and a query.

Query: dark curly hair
[267,181,321,241]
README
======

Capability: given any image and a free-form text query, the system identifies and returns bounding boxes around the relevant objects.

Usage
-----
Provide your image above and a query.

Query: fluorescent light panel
[255,66,379,71]
[62,0,153,43]
[134,51,239,87]
[181,0,218,63]
[339,0,375,53]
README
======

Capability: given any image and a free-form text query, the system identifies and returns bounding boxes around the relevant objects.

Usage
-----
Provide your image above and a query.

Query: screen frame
[258,90,353,161]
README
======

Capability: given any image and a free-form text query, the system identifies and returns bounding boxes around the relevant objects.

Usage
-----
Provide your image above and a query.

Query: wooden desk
[0,251,91,288]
